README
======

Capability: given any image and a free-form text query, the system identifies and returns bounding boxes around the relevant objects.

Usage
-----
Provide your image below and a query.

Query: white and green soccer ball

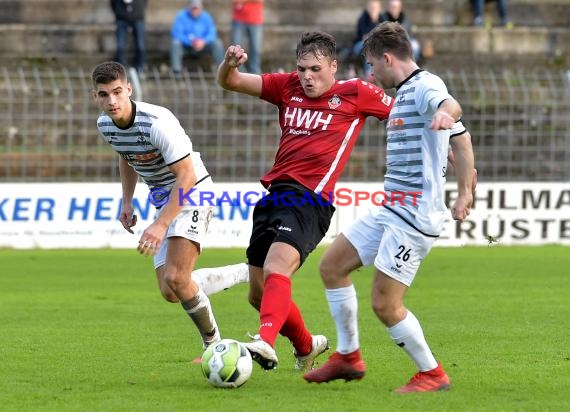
[201,339,253,388]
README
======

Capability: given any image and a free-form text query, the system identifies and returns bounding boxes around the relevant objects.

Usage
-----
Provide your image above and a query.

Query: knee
[159,286,179,303]
[262,253,301,279]
[318,256,345,285]
[163,270,185,293]
[262,261,285,278]
[261,263,273,278]
[371,299,401,326]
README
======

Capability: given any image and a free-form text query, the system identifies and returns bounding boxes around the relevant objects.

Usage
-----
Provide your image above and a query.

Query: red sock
[259,273,291,347]
[280,301,312,356]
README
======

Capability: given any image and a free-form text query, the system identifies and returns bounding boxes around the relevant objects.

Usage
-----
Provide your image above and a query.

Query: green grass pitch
[1,246,569,411]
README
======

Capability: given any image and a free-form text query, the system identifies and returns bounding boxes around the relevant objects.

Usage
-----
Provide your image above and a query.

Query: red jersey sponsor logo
[283,107,333,130]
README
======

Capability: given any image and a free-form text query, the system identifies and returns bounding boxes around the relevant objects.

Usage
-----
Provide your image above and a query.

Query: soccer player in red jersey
[217,31,393,371]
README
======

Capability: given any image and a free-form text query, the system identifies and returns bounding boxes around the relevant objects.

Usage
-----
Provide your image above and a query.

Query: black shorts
[246,182,336,268]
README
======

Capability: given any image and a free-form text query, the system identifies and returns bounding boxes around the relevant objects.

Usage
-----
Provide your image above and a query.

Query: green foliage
[1,246,569,411]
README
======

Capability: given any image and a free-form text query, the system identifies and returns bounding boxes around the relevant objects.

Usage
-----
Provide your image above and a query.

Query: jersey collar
[396,68,423,91]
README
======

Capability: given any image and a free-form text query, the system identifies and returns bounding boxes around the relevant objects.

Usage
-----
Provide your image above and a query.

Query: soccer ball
[201,339,253,388]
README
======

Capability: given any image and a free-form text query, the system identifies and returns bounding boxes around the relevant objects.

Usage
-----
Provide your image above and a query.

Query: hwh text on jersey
[284,107,333,130]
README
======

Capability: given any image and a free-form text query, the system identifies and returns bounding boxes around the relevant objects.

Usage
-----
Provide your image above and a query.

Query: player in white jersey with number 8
[92,62,249,360]
[305,22,475,392]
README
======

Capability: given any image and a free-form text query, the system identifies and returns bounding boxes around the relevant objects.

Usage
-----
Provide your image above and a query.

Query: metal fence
[1,67,569,183]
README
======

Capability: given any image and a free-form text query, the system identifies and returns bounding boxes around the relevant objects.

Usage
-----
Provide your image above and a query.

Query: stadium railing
[1,67,569,182]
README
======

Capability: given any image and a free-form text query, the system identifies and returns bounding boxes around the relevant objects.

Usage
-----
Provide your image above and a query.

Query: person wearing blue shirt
[170,0,225,73]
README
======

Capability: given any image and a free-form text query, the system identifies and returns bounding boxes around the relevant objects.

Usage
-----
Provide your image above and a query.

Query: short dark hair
[91,61,128,88]
[296,31,337,61]
[363,21,413,60]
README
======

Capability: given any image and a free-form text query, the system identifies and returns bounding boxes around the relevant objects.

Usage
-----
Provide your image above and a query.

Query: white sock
[326,285,359,354]
[191,263,249,296]
[387,310,438,372]
[181,289,220,347]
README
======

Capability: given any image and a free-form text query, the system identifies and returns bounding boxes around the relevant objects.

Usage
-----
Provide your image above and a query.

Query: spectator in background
[472,0,511,27]
[342,0,383,79]
[170,0,225,73]
[111,0,147,73]
[380,0,421,62]
[231,0,264,74]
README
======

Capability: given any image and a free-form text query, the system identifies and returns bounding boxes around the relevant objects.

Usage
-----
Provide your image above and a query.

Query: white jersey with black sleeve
[383,69,460,237]
[96,100,209,193]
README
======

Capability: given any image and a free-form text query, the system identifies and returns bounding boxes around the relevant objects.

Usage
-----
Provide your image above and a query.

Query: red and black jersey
[259,72,393,200]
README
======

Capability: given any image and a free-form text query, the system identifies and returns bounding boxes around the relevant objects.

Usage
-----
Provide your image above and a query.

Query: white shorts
[153,178,215,269]
[343,207,437,286]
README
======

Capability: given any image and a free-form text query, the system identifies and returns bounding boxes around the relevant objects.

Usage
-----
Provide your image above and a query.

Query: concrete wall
[1,24,568,70]
[2,0,453,25]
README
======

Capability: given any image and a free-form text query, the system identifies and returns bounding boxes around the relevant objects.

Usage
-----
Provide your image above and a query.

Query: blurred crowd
[109,0,510,77]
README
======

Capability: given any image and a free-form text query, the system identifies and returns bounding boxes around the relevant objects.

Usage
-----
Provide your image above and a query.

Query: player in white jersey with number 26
[92,61,248,360]
[305,22,475,392]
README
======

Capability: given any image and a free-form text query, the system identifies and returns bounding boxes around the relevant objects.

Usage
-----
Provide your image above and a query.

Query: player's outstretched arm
[217,44,263,97]
[449,131,475,221]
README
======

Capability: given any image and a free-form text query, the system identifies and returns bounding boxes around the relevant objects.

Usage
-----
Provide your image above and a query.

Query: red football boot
[303,351,365,383]
[395,363,450,393]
